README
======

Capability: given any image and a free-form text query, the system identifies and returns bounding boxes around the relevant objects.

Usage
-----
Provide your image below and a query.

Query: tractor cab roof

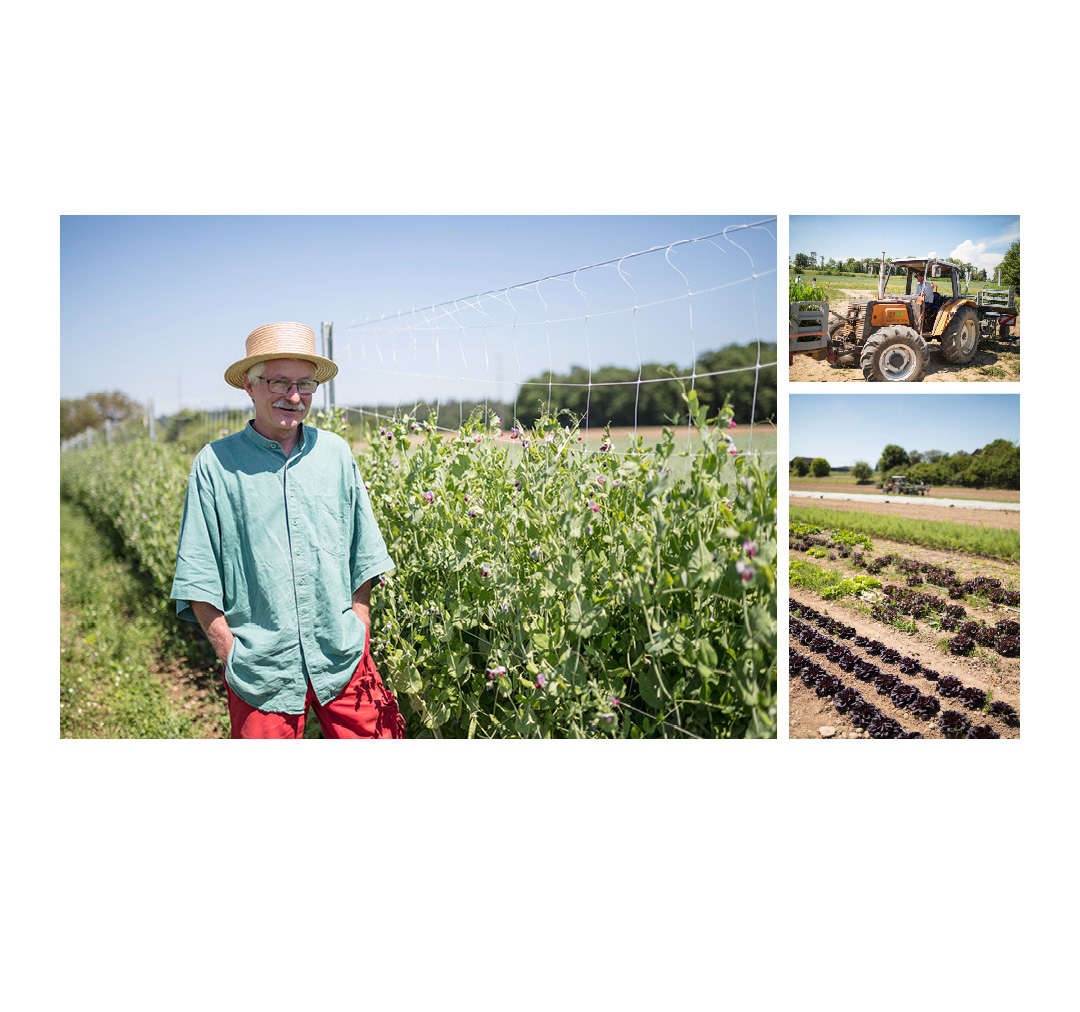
[891,257,961,275]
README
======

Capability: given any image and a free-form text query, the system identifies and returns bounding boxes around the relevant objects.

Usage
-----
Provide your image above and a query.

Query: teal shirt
[169,422,394,714]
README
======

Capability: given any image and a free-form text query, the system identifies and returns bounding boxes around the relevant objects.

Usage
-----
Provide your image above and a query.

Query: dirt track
[789,481,1020,503]
[790,495,1020,531]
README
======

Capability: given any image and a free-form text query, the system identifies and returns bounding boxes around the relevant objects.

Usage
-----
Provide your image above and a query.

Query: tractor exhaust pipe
[878,252,886,300]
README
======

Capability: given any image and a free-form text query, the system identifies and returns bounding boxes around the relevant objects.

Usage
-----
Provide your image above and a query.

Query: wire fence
[335,218,777,464]
[62,220,777,467]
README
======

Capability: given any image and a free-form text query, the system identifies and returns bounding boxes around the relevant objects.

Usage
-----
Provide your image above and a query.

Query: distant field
[789,476,1019,503]
[789,270,1002,303]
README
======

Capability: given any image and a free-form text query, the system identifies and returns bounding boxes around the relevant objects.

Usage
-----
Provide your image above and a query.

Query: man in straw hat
[170,322,405,738]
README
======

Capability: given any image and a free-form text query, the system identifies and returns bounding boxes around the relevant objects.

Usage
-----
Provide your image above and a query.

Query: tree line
[62,343,777,445]
[791,439,1019,491]
[513,343,777,427]
[790,240,1019,291]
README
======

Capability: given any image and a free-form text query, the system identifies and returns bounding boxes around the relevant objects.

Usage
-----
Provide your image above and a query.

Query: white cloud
[949,239,1003,272]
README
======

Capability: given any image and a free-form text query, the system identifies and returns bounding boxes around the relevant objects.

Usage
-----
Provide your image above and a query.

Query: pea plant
[362,390,776,738]
[60,390,777,738]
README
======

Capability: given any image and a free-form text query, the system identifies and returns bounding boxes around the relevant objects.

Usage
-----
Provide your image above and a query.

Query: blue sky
[789,215,1019,274]
[60,215,776,414]
[789,394,1019,466]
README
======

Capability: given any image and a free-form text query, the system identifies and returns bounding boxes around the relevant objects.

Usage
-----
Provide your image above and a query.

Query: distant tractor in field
[878,475,930,496]
[829,255,983,382]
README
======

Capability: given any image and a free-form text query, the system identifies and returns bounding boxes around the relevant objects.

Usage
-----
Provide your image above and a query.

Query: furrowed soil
[789,294,1020,382]
[788,533,1020,740]
[790,495,1020,532]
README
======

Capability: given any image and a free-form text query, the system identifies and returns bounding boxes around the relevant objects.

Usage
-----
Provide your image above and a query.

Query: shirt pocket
[315,493,347,557]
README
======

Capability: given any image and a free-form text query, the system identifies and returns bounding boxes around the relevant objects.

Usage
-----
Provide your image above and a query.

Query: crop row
[871,585,1021,658]
[789,598,1019,735]
[61,394,778,738]
[789,533,1020,608]
[790,648,1000,739]
[788,505,1020,562]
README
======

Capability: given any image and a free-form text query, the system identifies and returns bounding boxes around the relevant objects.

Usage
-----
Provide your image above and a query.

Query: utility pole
[148,399,156,442]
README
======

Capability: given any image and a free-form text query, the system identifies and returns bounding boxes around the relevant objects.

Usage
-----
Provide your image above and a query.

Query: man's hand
[190,601,234,665]
[352,579,373,634]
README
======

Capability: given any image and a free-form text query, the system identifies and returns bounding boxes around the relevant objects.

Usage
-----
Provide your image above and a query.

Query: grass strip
[789,505,1019,561]
[60,499,227,739]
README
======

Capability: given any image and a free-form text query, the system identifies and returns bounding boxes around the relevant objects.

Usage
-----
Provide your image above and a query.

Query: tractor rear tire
[941,306,980,364]
[860,326,929,382]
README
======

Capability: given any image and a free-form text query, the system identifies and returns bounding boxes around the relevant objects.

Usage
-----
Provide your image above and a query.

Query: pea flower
[728,419,737,429]
[588,500,600,513]
[743,540,758,557]
[728,445,739,456]
[422,490,434,503]
[535,673,546,688]
[486,665,506,679]
[735,560,755,582]
[479,563,491,577]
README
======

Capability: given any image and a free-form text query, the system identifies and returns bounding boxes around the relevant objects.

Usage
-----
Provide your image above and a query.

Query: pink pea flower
[728,445,739,456]
[743,540,758,557]
[589,500,600,513]
[610,696,621,707]
[728,419,737,429]
[479,564,490,577]
[422,491,434,503]
[735,560,755,582]
[486,665,506,679]
[536,673,546,688]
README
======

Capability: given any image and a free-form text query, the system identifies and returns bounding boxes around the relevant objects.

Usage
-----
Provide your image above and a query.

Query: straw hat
[224,322,339,389]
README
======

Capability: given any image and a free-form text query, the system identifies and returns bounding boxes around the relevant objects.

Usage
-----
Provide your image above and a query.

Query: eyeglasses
[258,378,319,394]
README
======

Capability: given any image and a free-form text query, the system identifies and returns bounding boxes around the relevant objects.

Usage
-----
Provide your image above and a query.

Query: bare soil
[788,535,1021,740]
[789,295,1020,383]
[789,480,1020,503]
[790,495,1020,531]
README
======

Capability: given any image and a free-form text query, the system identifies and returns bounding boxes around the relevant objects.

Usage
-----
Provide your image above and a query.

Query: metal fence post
[322,322,332,413]
[327,322,335,411]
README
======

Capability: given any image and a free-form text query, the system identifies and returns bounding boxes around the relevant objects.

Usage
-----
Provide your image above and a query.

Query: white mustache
[272,400,305,411]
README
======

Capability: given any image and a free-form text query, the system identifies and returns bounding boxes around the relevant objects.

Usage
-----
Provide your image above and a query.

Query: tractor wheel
[860,326,929,382]
[941,306,980,364]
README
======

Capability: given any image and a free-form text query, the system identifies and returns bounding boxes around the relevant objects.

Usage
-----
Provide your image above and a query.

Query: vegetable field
[788,517,1020,739]
[60,393,777,738]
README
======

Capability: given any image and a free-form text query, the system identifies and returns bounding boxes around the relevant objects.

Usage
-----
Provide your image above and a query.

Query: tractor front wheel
[860,326,929,382]
[941,306,980,364]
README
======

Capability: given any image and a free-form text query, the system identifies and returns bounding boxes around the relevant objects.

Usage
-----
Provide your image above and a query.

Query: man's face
[243,358,316,441]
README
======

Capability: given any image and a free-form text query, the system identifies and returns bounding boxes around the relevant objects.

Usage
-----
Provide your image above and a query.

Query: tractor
[828,255,981,382]
[880,475,929,496]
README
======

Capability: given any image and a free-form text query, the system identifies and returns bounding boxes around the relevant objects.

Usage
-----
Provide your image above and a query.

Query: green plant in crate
[789,280,826,302]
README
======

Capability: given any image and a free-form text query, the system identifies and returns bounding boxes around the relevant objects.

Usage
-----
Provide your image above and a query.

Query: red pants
[225,649,407,740]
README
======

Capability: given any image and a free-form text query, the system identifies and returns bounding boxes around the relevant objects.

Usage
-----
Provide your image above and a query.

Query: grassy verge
[789,505,1019,561]
[60,499,227,739]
